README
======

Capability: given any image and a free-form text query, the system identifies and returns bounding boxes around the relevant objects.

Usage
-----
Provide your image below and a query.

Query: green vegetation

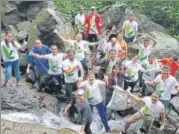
[54,1,179,40]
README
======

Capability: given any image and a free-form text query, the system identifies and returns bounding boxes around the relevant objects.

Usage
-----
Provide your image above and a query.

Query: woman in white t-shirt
[1,32,26,87]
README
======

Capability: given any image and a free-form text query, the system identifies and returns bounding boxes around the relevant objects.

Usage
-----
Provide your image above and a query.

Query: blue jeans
[4,60,20,83]
[80,58,88,72]
[91,101,111,132]
[160,99,169,112]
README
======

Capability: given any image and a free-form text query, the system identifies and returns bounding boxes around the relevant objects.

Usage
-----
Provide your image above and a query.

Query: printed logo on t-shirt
[49,59,56,72]
[2,46,15,59]
[142,105,150,117]
[84,88,93,101]
[66,65,74,76]
[156,82,164,96]
[125,24,135,38]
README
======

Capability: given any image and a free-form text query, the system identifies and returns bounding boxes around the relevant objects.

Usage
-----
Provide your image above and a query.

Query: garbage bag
[107,86,137,111]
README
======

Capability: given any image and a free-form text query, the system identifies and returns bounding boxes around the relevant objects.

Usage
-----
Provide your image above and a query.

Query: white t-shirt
[68,40,88,61]
[75,13,85,32]
[80,80,104,105]
[44,53,64,75]
[62,59,82,83]
[140,97,164,120]
[142,60,161,81]
[106,59,118,75]
[138,44,154,61]
[125,61,144,82]
[154,74,178,100]
[122,20,138,38]
[1,41,21,62]
[106,42,120,54]
[89,15,98,34]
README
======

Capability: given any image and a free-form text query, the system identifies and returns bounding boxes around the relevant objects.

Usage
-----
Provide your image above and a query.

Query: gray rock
[101,3,166,34]
[170,96,179,115]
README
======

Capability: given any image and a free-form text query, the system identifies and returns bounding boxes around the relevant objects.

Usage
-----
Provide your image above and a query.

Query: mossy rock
[27,11,51,50]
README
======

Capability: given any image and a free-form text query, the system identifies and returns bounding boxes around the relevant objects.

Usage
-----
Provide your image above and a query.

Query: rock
[1,119,78,134]
[1,69,60,114]
[170,96,179,115]
[101,3,166,34]
[27,8,72,50]
[167,110,179,128]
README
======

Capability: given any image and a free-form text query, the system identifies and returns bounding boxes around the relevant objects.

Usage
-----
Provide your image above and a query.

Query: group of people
[1,5,179,134]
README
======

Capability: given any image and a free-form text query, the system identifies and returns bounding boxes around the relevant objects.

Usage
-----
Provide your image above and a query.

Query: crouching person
[30,45,67,93]
[64,89,93,134]
[122,91,165,134]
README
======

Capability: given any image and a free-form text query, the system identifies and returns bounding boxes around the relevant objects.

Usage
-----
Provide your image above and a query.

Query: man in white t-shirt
[140,55,161,96]
[106,37,120,54]
[54,30,99,72]
[62,49,84,102]
[138,38,157,63]
[75,6,85,39]
[78,72,111,132]
[122,14,138,43]
[122,91,165,134]
[31,45,67,93]
[146,67,179,111]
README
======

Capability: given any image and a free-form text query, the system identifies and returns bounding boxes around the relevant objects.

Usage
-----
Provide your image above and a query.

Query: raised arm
[54,29,71,44]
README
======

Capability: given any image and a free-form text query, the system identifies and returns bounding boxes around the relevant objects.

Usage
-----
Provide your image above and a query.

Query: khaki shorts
[127,111,143,123]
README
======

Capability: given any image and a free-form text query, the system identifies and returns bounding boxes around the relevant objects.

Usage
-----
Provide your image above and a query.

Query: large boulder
[27,7,73,51]
[100,3,166,34]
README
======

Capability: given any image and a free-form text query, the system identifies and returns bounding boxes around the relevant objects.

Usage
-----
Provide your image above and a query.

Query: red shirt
[159,58,179,76]
[84,13,103,36]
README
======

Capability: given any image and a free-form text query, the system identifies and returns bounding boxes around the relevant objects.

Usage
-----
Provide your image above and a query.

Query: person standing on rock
[64,89,93,134]
[122,91,165,134]
[84,6,103,51]
[26,39,51,89]
[62,49,84,102]
[75,6,86,39]
[1,31,27,87]
[146,67,179,111]
[122,14,138,43]
[78,72,111,132]
[54,30,99,73]
[29,45,67,93]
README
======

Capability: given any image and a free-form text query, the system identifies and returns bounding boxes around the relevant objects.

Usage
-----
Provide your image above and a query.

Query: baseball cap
[91,6,96,10]
[77,89,84,95]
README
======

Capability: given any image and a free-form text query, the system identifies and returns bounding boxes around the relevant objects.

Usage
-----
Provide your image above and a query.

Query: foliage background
[54,0,179,40]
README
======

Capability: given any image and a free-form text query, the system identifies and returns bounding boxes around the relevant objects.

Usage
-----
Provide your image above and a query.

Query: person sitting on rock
[54,30,99,74]
[122,14,138,43]
[27,39,51,89]
[122,91,165,134]
[146,67,179,111]
[30,45,67,93]
[93,49,123,80]
[64,89,93,134]
[62,49,84,102]
[1,31,27,87]
[158,55,179,77]
[78,72,111,132]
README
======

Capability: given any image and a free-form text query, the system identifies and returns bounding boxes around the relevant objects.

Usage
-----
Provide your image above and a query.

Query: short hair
[152,91,160,98]
[87,71,94,76]
[144,39,150,42]
[51,45,58,49]
[109,49,117,54]
[148,54,154,59]
[67,49,75,54]
[128,13,134,17]
[162,66,170,71]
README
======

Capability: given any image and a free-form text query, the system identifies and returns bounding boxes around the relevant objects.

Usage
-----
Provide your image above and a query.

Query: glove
[26,68,30,74]
[159,124,165,131]
[53,29,58,34]
[78,77,83,81]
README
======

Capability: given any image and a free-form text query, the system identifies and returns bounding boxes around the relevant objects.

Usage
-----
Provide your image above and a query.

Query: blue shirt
[28,45,51,74]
